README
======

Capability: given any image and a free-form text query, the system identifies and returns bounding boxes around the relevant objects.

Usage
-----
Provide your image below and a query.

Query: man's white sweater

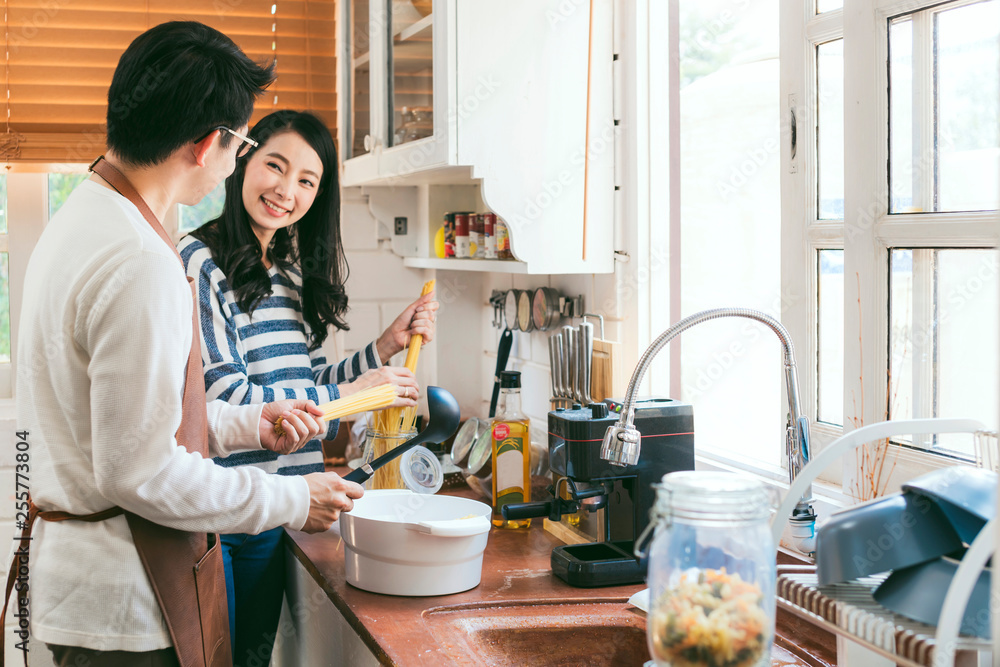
[15,179,311,651]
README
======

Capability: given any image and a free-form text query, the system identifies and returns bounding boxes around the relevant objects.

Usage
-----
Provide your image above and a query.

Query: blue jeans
[221,528,286,667]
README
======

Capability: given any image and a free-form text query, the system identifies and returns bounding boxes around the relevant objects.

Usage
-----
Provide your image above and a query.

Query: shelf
[402,257,528,273]
[350,164,474,186]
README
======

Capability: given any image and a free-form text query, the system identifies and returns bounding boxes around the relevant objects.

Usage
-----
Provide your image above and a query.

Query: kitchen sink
[422,598,649,667]
[421,598,832,667]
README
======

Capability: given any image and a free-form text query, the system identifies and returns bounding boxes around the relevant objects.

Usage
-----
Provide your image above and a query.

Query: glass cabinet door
[349,0,371,159]
[388,0,433,147]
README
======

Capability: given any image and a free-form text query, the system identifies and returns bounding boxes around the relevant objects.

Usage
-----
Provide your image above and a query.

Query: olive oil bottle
[491,371,531,529]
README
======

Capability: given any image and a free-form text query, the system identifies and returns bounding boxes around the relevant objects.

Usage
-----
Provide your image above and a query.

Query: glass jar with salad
[644,471,776,667]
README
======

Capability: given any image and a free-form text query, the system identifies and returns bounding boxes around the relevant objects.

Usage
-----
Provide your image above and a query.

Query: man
[7,21,365,667]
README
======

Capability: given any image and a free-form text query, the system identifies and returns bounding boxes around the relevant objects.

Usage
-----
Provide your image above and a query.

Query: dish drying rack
[771,418,997,667]
[776,563,991,667]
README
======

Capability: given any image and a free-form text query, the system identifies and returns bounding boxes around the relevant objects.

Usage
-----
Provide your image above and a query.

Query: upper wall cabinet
[339,0,616,274]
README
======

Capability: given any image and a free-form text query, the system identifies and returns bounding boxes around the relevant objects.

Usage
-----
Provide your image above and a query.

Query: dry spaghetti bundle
[273,383,398,435]
[368,279,435,489]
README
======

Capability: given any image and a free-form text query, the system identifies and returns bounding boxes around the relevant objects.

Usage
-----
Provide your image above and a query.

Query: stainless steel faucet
[600,307,817,545]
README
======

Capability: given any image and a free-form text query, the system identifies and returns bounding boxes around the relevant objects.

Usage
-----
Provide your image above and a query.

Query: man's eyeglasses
[194,126,258,158]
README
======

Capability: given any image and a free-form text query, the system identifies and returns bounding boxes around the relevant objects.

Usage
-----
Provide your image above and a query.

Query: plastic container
[902,467,997,544]
[873,549,992,638]
[340,490,492,596]
[814,491,962,585]
[645,471,776,667]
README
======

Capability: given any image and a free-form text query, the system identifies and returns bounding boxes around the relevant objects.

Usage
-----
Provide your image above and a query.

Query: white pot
[339,490,493,596]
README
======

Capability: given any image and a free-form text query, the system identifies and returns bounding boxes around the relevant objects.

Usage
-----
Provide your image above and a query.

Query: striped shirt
[179,235,380,476]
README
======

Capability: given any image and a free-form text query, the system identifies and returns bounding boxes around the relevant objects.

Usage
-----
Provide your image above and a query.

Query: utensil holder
[361,428,418,490]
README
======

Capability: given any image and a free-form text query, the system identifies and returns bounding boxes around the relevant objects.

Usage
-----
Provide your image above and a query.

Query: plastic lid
[399,445,444,495]
[500,370,521,388]
[450,417,483,468]
[654,471,772,523]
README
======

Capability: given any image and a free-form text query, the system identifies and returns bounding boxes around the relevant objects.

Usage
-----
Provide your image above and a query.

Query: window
[889,1,1000,214]
[178,181,226,235]
[816,39,844,220]
[817,249,844,426]
[889,247,998,456]
[665,0,783,470]
[0,169,227,399]
[48,173,89,217]
[782,0,999,495]
[0,169,88,399]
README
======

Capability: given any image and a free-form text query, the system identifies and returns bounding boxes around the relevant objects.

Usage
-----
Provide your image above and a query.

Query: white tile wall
[467,271,623,448]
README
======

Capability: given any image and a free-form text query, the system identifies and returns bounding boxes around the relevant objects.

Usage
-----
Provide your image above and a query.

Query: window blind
[2,0,336,163]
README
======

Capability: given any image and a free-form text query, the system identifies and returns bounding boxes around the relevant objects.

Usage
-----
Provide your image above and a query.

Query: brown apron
[1,157,232,667]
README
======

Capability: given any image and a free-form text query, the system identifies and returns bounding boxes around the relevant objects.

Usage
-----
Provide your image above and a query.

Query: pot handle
[409,516,491,537]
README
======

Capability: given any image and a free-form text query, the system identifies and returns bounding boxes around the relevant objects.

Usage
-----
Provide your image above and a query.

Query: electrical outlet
[394,217,407,235]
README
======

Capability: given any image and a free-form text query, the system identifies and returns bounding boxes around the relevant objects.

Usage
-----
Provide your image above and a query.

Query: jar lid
[500,370,521,388]
[655,471,772,523]
[450,418,484,468]
[399,445,444,494]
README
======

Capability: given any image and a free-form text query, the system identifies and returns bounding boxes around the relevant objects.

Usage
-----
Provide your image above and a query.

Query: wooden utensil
[584,314,624,402]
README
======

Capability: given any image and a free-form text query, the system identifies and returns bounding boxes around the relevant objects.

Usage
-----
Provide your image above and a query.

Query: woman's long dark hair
[192,110,349,350]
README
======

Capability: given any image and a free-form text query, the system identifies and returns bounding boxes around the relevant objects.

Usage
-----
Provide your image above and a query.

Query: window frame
[781,0,1000,496]
[0,164,221,409]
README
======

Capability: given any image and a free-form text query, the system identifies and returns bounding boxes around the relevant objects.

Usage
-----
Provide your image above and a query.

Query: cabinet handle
[789,106,797,161]
[364,134,374,152]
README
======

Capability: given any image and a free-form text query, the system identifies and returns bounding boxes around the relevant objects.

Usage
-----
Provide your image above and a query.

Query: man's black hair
[106,21,275,167]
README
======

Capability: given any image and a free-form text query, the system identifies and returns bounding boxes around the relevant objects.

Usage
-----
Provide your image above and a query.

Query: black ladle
[344,386,461,485]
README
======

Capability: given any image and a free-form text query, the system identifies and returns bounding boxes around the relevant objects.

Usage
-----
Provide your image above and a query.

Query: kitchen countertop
[284,473,836,666]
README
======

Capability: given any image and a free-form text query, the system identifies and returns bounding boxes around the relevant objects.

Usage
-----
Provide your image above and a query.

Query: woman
[178,110,437,666]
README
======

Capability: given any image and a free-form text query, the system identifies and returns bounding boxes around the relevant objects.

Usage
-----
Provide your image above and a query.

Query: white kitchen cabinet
[339,0,616,274]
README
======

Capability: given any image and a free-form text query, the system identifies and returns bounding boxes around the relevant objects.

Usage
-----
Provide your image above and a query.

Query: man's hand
[259,399,326,455]
[338,366,419,409]
[375,291,439,364]
[300,472,365,532]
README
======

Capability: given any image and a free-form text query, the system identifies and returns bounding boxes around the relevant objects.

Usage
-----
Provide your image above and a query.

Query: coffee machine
[502,397,694,587]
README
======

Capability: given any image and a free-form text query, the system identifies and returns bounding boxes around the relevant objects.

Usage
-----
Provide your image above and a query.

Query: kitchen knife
[548,334,560,399]
[554,332,566,398]
[578,321,594,405]
[561,325,577,403]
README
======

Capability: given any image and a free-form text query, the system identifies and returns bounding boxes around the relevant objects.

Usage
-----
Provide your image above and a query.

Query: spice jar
[472,214,485,258]
[454,213,471,258]
[643,471,776,667]
[443,212,456,258]
[483,212,497,259]
[495,217,512,259]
